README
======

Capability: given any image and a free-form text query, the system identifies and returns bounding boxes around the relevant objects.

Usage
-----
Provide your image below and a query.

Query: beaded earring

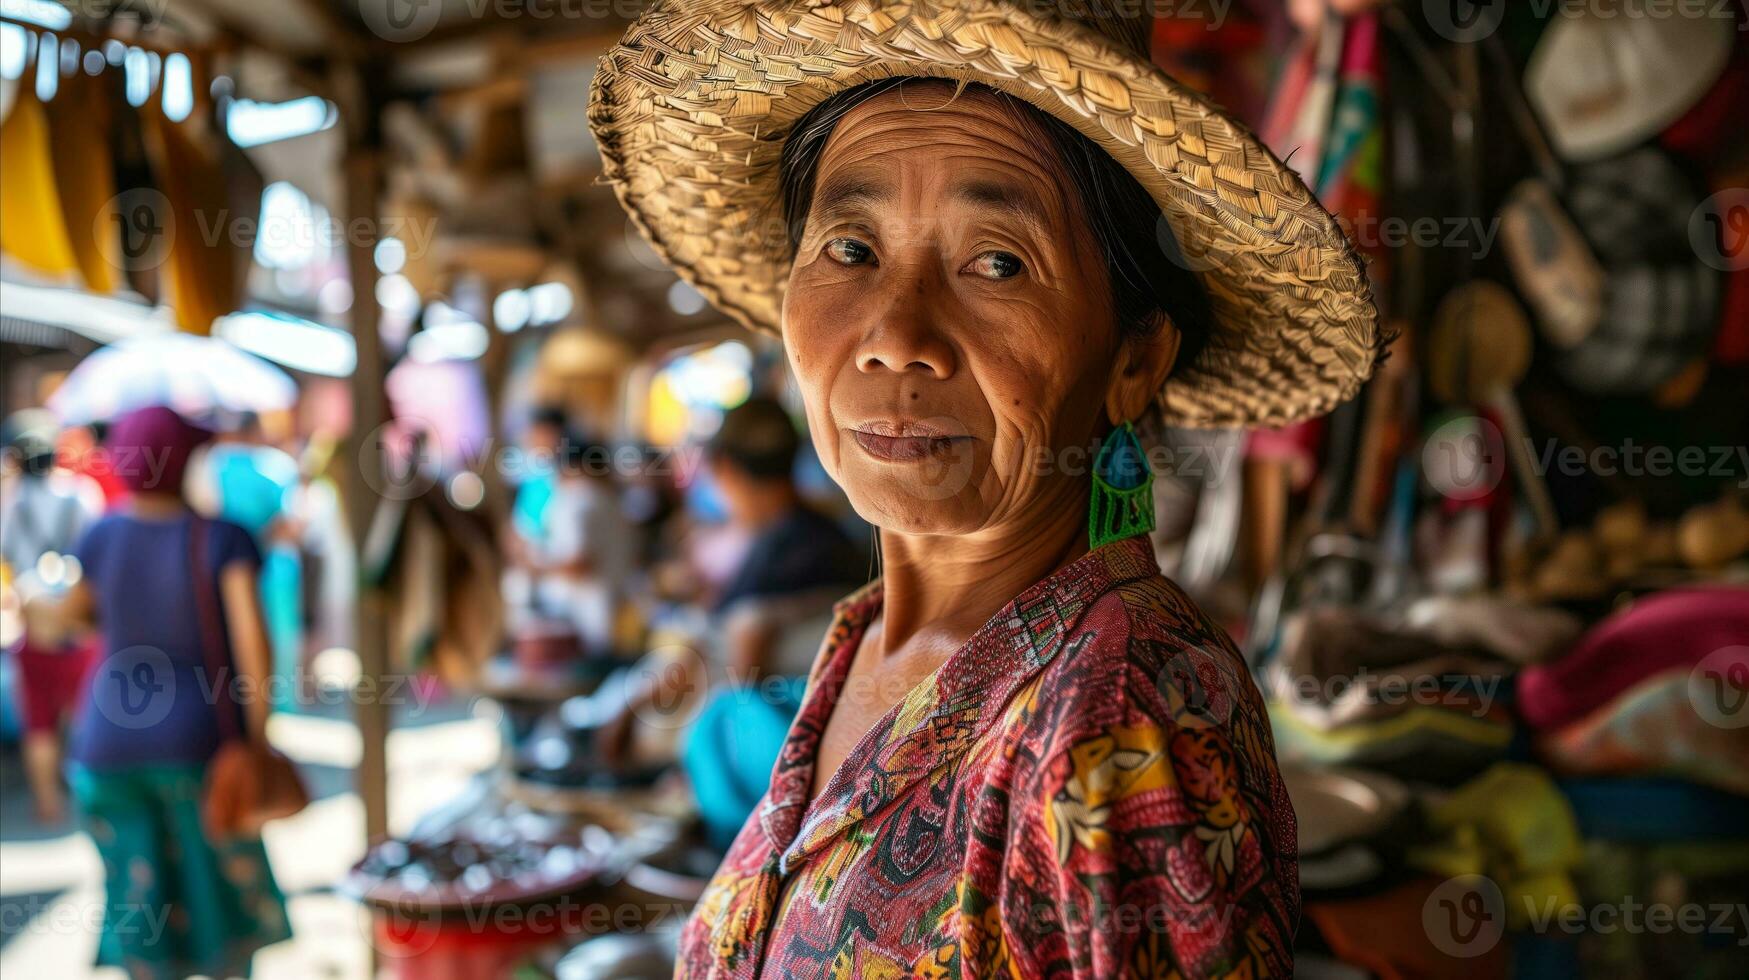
[1089,420,1155,548]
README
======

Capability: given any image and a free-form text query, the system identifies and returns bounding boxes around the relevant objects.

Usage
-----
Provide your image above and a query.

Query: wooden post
[332,62,393,846]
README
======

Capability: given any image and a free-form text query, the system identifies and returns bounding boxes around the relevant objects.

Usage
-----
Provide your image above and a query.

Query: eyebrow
[951,178,1051,232]
[811,175,892,226]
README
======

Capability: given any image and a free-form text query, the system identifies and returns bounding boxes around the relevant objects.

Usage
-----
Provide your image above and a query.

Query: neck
[127,492,188,518]
[872,480,1090,660]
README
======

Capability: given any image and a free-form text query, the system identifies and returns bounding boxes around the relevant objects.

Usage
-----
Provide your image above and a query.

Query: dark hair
[557,428,612,476]
[778,77,1211,374]
[529,404,569,431]
[3,410,57,477]
[709,396,800,481]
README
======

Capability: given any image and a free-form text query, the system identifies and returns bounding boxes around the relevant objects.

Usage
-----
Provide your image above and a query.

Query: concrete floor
[0,694,502,979]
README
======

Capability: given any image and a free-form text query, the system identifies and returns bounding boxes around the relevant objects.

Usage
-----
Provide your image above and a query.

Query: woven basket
[589,0,1379,428]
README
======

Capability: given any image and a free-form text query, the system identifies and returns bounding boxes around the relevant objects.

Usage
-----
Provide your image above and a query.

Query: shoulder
[1004,571,1292,866]
[1026,574,1265,745]
[990,575,1299,976]
[207,518,262,568]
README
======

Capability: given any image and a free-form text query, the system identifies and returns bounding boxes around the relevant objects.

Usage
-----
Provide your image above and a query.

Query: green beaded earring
[1089,420,1155,549]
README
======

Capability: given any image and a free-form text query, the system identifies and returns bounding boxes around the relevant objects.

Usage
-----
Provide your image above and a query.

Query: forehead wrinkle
[813,142,1069,241]
[812,171,893,226]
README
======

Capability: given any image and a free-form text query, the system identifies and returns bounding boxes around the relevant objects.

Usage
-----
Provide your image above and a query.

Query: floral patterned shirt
[677,537,1298,979]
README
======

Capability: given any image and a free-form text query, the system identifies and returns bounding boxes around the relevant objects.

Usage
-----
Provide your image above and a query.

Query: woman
[61,406,290,979]
[590,2,1377,976]
[0,410,102,824]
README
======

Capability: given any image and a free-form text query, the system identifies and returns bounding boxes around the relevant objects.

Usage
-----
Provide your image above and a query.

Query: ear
[1104,316,1181,425]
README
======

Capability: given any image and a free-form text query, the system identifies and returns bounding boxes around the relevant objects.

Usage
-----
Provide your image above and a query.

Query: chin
[840,478,991,537]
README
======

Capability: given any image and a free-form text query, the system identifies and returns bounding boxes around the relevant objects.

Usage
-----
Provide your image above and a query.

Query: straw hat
[589,0,1379,428]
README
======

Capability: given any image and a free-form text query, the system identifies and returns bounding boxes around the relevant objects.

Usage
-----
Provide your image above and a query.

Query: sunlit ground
[0,692,501,979]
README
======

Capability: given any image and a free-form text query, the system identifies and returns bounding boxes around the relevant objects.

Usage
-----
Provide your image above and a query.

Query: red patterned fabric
[677,537,1299,979]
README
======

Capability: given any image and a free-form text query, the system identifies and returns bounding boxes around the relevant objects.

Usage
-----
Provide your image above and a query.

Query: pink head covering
[105,406,212,495]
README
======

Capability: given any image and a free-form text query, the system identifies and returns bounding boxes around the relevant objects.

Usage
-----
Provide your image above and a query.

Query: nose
[852,266,957,380]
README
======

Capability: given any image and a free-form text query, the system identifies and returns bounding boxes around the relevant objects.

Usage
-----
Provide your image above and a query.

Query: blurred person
[0,410,103,824]
[55,421,131,507]
[507,404,567,555]
[56,406,290,979]
[507,427,636,654]
[197,415,306,710]
[661,398,867,846]
[704,397,866,679]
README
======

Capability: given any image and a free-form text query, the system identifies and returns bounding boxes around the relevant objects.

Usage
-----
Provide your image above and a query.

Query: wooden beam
[330,59,394,850]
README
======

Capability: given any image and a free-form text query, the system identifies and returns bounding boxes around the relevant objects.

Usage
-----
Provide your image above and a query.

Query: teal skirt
[68,764,291,980]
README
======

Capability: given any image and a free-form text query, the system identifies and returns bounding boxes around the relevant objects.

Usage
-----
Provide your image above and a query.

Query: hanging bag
[189,517,309,838]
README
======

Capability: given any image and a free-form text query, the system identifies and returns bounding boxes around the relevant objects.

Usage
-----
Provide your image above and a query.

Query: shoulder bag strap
[187,516,241,743]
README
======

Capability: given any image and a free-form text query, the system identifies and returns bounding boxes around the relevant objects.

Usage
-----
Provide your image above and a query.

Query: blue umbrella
[48,332,298,425]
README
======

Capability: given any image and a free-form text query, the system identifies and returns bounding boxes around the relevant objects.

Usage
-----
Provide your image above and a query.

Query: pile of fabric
[1269,586,1749,978]
[1267,595,1576,782]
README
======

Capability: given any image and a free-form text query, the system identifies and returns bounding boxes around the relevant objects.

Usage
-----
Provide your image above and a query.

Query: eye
[966,250,1025,280]
[825,237,875,266]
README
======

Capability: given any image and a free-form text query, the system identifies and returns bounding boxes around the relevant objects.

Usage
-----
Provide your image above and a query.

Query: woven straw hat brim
[589,0,1379,428]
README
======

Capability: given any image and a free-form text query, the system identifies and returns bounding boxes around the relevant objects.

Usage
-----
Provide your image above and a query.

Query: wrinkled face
[782,84,1126,537]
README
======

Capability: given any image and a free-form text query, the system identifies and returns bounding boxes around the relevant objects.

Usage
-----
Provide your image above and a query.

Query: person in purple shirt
[59,406,290,978]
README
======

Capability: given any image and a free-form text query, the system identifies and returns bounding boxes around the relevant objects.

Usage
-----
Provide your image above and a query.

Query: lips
[847,420,971,463]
